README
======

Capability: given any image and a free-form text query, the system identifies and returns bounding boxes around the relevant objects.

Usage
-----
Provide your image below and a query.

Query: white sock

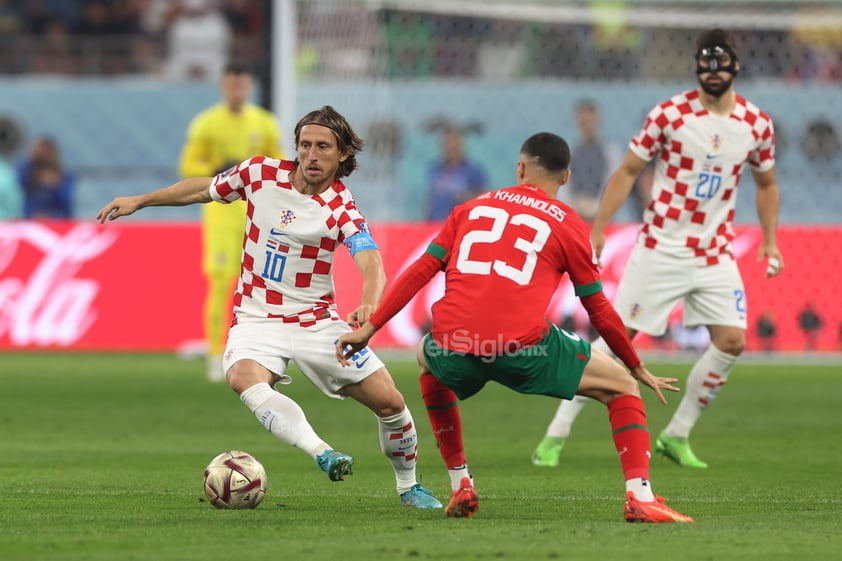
[665,345,737,438]
[546,395,590,438]
[448,465,473,492]
[377,407,418,494]
[240,383,330,458]
[545,337,610,438]
[626,477,655,502]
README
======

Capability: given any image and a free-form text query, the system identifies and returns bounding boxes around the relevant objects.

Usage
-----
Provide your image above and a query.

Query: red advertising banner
[1,220,840,352]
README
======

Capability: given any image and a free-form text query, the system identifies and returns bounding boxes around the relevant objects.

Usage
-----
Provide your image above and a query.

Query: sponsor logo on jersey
[704,153,722,161]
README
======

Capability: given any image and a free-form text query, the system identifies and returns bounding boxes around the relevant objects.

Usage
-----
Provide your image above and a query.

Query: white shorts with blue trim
[223,319,385,399]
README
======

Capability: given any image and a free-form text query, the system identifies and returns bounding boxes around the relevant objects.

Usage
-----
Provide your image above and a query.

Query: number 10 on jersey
[261,250,287,282]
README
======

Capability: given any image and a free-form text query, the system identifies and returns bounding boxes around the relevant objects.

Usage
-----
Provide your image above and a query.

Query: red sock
[608,395,651,481]
[419,372,465,469]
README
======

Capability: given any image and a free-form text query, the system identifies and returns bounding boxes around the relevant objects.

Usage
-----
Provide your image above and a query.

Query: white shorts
[222,319,385,399]
[613,247,747,337]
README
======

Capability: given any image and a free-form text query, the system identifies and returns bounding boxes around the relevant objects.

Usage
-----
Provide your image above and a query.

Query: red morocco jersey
[427,184,602,352]
[208,156,371,326]
[630,89,775,265]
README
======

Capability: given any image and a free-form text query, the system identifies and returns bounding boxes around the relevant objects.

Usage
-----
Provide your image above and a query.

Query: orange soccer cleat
[445,477,479,518]
[624,491,695,524]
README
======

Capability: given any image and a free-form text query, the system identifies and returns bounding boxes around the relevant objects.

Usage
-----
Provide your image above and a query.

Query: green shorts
[422,324,591,400]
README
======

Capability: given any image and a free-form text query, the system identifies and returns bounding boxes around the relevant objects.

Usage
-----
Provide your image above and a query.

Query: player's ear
[516,159,525,182]
[560,169,571,186]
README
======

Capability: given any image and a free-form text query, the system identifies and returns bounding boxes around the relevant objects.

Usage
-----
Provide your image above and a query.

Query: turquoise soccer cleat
[316,449,354,481]
[400,484,443,508]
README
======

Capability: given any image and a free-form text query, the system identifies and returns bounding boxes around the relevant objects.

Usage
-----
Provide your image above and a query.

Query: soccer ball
[203,450,267,509]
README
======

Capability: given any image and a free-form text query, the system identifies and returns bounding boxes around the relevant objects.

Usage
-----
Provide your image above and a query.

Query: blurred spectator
[477,19,526,80]
[0,0,24,34]
[0,155,22,219]
[17,137,75,219]
[528,21,591,79]
[798,300,823,351]
[799,117,841,162]
[74,0,136,74]
[588,0,642,79]
[756,309,777,352]
[166,0,231,81]
[565,99,621,222]
[382,10,433,78]
[789,4,842,82]
[431,14,480,76]
[222,0,264,64]
[426,125,487,221]
[30,17,78,74]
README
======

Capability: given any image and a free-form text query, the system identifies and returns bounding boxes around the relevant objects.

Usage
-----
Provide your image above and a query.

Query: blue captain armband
[344,231,379,256]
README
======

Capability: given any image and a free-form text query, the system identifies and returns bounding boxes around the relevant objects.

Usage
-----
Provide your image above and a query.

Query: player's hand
[758,244,784,279]
[335,323,376,366]
[629,364,679,405]
[97,196,142,223]
[590,228,607,264]
[347,304,376,328]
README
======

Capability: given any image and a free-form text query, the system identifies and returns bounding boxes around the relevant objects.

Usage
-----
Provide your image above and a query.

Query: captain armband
[344,231,379,256]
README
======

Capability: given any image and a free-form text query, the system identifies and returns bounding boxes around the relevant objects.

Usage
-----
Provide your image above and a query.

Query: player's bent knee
[226,360,273,394]
[711,333,746,356]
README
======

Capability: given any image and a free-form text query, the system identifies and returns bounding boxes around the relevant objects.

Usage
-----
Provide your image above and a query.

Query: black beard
[698,74,733,97]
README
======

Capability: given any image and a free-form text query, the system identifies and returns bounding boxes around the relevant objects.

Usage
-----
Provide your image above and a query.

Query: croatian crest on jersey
[710,133,724,151]
[277,209,296,229]
[629,302,643,320]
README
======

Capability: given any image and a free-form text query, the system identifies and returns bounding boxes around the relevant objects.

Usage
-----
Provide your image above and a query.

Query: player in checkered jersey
[97,105,442,509]
[533,28,784,470]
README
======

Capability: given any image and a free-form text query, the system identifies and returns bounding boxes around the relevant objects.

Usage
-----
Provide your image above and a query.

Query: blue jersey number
[261,251,287,282]
[695,173,722,199]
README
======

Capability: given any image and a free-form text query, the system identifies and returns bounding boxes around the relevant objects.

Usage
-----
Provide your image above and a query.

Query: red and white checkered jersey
[208,156,372,326]
[630,89,775,265]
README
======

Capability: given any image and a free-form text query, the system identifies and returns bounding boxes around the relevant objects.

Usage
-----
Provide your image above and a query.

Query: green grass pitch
[1,352,840,561]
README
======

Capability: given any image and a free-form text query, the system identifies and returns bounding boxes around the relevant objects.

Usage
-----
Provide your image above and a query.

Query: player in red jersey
[533,29,784,470]
[336,132,694,523]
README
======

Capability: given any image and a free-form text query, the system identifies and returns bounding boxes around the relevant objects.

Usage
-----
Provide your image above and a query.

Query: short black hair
[223,60,252,75]
[520,132,570,173]
[695,28,738,58]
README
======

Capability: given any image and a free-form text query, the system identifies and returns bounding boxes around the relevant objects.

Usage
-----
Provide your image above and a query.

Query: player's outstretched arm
[97,177,214,223]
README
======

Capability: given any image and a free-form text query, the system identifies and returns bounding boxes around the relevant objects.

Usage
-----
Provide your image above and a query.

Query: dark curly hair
[695,28,738,59]
[294,105,365,178]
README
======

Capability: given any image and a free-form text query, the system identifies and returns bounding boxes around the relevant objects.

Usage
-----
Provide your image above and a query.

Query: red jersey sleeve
[369,252,442,329]
[558,213,602,296]
[580,291,641,370]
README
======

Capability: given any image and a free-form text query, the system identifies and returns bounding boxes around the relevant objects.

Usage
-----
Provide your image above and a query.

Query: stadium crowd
[1,2,840,82]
